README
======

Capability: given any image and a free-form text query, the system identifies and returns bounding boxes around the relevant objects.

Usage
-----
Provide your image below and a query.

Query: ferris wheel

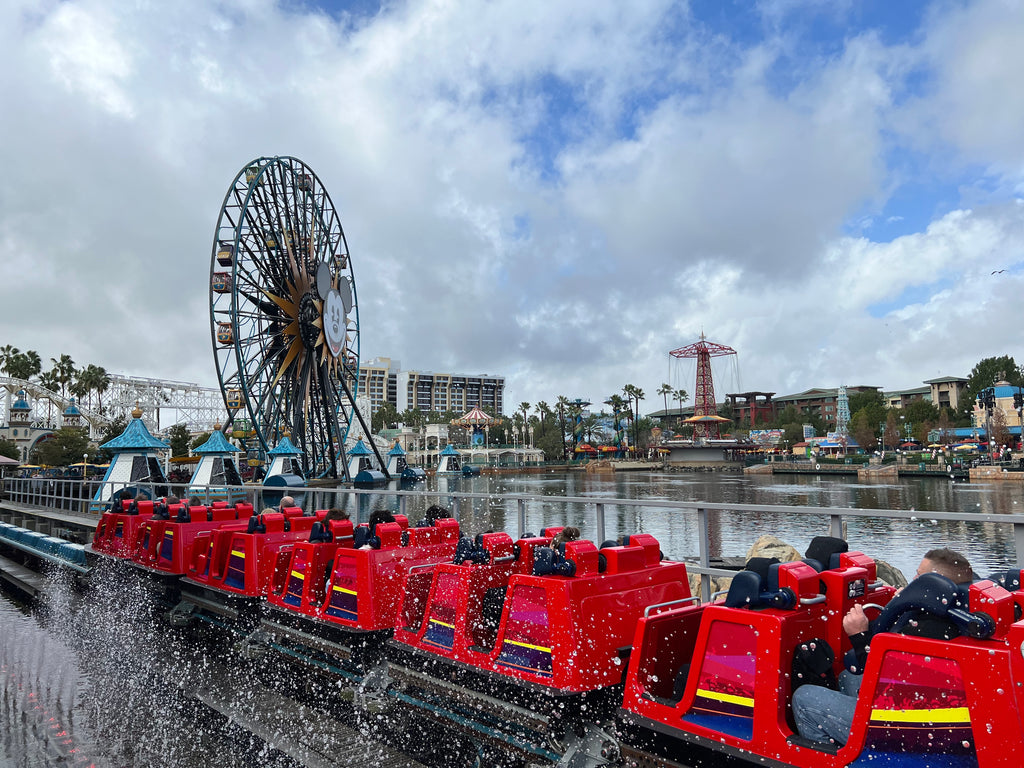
[209,156,364,479]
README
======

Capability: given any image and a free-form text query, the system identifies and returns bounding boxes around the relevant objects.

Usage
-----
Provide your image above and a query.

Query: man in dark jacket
[792,548,973,746]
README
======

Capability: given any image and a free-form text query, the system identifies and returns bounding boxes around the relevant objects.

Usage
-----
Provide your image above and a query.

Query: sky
[2,0,1024,418]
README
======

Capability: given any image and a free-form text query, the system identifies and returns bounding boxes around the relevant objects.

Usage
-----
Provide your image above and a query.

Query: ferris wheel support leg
[338,375,390,480]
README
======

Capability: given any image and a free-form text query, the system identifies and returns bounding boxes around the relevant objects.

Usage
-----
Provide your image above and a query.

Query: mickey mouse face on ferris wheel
[324,288,347,358]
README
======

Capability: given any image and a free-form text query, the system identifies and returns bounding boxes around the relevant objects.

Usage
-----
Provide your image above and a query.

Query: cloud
[1,0,1023,429]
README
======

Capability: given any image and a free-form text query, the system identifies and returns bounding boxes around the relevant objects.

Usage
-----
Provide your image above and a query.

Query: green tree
[848,389,885,415]
[658,383,674,416]
[3,349,42,380]
[401,407,425,429]
[555,396,570,461]
[0,437,20,460]
[622,385,645,453]
[96,415,128,462]
[167,423,192,458]
[372,401,399,433]
[30,428,94,467]
[0,345,18,374]
[49,354,76,397]
[901,399,940,442]
[963,355,1024,416]
[849,410,879,451]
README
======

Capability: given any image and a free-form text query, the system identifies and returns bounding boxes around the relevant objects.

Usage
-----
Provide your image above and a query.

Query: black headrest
[152,501,170,520]
[353,525,378,549]
[126,499,140,515]
[600,540,618,549]
[309,522,331,543]
[532,546,576,577]
[987,568,1023,592]
[805,537,849,571]
[724,561,795,610]
[176,505,191,523]
[871,572,992,639]
[744,557,780,585]
[724,570,764,608]
[246,515,266,534]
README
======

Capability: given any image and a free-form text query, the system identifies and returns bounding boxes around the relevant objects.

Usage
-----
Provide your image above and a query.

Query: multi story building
[924,376,968,411]
[356,357,505,416]
[396,370,504,414]
[357,357,399,414]
[884,386,931,409]
[771,385,881,429]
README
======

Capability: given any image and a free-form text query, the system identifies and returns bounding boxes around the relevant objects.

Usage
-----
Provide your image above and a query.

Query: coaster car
[182,507,322,598]
[622,553,1023,768]
[130,501,255,575]
[90,498,158,559]
[393,532,691,694]
[266,516,461,632]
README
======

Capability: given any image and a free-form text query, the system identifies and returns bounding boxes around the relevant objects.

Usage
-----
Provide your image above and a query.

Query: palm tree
[0,345,17,374]
[556,396,569,461]
[21,351,41,380]
[49,354,75,397]
[622,385,645,454]
[658,383,674,416]
[535,401,550,424]
[674,388,689,427]
[518,402,531,445]
[93,366,111,412]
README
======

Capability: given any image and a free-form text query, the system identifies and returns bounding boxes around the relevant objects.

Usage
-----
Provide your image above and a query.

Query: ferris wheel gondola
[209,156,369,479]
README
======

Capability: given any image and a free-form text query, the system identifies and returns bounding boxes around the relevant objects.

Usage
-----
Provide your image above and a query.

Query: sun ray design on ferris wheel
[208,156,371,480]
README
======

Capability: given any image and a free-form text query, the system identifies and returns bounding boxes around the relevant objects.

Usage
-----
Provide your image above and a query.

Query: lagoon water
[315,470,1024,580]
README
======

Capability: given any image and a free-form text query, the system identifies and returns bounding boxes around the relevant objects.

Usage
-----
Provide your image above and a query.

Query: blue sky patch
[867,275,957,317]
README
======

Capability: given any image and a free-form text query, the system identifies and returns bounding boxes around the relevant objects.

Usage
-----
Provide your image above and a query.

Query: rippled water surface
[312,470,1024,579]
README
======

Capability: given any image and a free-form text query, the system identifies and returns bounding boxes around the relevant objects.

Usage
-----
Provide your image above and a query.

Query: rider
[791,548,974,745]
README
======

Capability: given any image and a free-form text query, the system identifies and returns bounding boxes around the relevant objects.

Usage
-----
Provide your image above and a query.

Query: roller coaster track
[2,374,225,436]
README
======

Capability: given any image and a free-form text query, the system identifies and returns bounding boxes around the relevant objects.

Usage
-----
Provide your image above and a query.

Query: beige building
[356,357,505,416]
[924,376,968,411]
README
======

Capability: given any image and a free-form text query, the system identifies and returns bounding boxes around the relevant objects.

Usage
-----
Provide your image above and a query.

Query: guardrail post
[697,507,711,603]
[1015,523,1024,566]
[517,499,526,539]
[595,503,606,546]
[830,514,844,540]
[399,495,408,519]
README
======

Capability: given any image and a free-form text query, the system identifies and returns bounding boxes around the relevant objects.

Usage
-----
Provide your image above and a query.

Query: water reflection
[304,471,1024,579]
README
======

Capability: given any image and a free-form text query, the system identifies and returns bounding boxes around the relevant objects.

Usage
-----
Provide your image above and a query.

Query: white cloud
[1,0,1023,427]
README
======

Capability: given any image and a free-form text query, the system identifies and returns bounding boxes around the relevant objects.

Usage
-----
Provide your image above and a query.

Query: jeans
[791,671,862,745]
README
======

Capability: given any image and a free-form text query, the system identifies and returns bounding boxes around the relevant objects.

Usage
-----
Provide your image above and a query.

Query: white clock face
[324,288,346,358]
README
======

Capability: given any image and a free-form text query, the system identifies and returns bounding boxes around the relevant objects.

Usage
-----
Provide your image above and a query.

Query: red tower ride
[669,333,737,439]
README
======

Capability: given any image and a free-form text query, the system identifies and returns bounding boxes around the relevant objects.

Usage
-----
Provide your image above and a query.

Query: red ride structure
[669,333,737,439]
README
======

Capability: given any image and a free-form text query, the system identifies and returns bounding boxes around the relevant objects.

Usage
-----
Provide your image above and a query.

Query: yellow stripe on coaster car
[870,707,970,724]
[290,570,305,580]
[696,689,755,709]
[331,585,357,595]
[429,619,455,630]
[503,638,552,654]
[231,549,245,558]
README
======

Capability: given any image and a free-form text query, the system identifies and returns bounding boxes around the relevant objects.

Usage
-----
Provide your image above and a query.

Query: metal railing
[4,475,1024,603]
